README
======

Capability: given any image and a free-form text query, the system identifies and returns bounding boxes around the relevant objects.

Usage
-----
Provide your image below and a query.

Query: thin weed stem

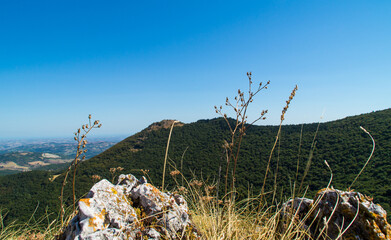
[349,126,375,189]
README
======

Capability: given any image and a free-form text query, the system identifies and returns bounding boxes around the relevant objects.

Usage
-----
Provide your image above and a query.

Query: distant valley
[0,138,122,175]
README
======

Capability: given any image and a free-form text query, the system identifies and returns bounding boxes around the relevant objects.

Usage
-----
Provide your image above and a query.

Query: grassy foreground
[0,184,310,240]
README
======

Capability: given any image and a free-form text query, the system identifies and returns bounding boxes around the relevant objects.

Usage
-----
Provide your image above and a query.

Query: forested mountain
[0,109,390,225]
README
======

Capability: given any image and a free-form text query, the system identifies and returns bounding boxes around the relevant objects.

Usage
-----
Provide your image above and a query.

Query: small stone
[139,176,148,184]
[145,228,161,239]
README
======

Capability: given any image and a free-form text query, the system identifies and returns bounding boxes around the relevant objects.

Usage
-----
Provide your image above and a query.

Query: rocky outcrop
[59,174,199,240]
[145,120,184,132]
[279,188,391,239]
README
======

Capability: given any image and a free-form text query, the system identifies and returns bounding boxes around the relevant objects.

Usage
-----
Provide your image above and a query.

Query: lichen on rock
[58,173,199,240]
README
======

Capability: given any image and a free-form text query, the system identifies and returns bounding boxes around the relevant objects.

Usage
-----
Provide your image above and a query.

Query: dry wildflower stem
[110,166,124,182]
[260,85,298,201]
[215,72,269,195]
[59,114,101,225]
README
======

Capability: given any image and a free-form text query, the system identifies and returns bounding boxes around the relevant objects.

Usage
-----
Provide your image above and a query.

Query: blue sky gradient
[0,1,390,138]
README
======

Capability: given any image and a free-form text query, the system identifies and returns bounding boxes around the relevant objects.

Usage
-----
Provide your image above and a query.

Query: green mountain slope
[0,109,390,225]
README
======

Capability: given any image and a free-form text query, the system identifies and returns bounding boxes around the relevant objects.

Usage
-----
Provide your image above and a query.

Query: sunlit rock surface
[59,174,199,240]
[280,188,391,239]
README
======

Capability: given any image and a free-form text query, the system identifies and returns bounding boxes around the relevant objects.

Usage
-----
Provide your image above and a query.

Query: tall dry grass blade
[162,120,179,191]
[180,146,189,186]
[295,124,304,183]
[298,121,320,194]
[272,131,282,204]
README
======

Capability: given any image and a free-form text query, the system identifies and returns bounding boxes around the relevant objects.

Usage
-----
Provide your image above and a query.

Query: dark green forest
[0,108,390,225]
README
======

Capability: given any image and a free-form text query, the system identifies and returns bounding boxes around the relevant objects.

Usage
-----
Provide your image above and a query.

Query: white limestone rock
[131,182,191,238]
[59,173,199,240]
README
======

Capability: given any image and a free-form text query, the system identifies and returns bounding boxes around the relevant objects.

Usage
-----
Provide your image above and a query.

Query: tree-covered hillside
[0,109,390,225]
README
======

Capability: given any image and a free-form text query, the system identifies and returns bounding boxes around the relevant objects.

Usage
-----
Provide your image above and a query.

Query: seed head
[91,175,101,181]
[170,170,180,176]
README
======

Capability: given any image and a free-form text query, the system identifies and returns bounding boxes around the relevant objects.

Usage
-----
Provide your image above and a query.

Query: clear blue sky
[0,0,390,139]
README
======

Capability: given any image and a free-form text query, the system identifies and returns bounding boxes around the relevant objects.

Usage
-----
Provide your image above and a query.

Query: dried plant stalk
[215,72,269,195]
[59,115,101,225]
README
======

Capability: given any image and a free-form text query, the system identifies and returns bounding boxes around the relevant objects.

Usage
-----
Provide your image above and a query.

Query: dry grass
[191,201,285,239]
[0,190,313,240]
[173,173,312,240]
[0,211,61,240]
